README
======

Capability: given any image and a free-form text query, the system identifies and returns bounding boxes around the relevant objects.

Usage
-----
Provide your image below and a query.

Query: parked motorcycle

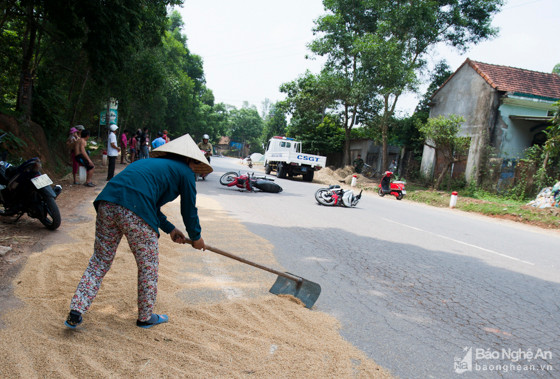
[378,171,406,200]
[219,171,283,193]
[0,134,62,229]
[315,185,362,207]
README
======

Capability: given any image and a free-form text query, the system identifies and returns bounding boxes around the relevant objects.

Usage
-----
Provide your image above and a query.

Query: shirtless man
[74,129,96,187]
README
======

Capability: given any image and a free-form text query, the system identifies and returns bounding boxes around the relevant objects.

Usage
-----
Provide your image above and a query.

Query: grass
[405,185,560,229]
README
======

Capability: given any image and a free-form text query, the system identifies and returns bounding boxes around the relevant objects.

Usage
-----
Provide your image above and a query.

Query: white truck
[263,136,327,182]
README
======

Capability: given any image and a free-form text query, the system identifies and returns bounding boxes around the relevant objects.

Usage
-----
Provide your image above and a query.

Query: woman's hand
[170,229,206,251]
[170,228,187,244]
[192,237,206,251]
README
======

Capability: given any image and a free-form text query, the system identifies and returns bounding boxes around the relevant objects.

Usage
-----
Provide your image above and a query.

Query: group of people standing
[66,125,173,186]
[119,128,171,163]
[109,127,173,181]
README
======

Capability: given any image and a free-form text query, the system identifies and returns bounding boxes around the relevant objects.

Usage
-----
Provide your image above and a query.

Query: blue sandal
[64,310,83,329]
[136,314,168,329]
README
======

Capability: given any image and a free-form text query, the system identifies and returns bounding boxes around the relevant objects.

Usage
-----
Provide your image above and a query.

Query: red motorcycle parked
[378,171,406,200]
[219,171,283,193]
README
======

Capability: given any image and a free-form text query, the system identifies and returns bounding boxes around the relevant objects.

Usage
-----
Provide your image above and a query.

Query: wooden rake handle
[185,238,303,284]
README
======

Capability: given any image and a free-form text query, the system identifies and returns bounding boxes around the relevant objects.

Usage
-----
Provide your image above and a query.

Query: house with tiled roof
[420,58,560,183]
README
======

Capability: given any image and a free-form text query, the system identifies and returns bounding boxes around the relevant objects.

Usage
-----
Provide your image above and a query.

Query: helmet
[203,134,209,140]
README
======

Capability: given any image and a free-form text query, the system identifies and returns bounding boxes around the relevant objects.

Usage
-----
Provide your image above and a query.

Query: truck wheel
[277,163,287,178]
[303,170,314,182]
[265,163,272,174]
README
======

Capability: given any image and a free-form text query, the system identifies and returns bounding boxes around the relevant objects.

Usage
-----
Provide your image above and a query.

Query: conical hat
[150,133,213,174]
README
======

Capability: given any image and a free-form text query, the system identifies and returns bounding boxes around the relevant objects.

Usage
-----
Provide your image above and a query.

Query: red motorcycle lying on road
[219,171,283,193]
[378,171,406,200]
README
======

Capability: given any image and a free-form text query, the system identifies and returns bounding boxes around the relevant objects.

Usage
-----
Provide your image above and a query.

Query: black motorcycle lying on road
[0,134,62,230]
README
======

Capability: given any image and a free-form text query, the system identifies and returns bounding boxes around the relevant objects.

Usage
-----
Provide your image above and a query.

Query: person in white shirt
[107,124,121,181]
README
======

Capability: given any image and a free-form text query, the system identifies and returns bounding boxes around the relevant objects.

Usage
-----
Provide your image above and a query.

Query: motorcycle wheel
[378,187,385,197]
[253,180,282,193]
[39,195,61,230]
[219,172,238,186]
[396,192,404,200]
[315,188,335,206]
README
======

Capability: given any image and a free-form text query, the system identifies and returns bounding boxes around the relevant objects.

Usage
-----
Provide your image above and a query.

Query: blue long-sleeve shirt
[94,157,201,240]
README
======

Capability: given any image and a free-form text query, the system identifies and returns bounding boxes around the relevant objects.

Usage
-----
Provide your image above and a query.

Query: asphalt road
[197,157,560,378]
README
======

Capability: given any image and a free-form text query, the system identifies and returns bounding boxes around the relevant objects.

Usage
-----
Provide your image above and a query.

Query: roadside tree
[229,106,265,155]
[306,0,503,170]
[419,115,470,190]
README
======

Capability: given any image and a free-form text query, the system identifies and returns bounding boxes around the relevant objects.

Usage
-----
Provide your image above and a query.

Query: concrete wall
[421,64,500,182]
[350,139,400,173]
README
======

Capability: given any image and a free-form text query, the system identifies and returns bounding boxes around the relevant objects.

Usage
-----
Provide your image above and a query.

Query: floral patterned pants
[70,201,159,322]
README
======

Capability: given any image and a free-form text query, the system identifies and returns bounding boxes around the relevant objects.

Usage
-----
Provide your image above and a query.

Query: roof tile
[468,59,560,100]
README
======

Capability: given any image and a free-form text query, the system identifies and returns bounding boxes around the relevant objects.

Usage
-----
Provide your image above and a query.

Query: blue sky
[179,0,560,116]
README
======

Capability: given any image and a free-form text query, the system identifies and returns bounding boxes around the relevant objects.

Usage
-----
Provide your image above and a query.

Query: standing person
[129,130,138,163]
[162,130,170,143]
[139,127,150,159]
[64,134,212,329]
[66,127,80,184]
[388,159,397,173]
[74,129,96,187]
[120,130,128,164]
[107,124,121,181]
[151,131,166,149]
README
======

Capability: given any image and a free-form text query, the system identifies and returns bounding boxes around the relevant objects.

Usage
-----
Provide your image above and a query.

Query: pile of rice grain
[0,197,393,378]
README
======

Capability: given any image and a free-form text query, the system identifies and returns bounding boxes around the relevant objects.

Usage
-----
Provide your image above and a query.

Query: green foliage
[300,0,503,169]
[0,26,20,110]
[262,103,288,141]
[0,3,237,173]
[228,106,264,153]
[298,115,345,155]
[419,115,468,148]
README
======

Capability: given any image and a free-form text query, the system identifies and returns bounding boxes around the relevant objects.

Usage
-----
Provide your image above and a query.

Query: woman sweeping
[64,134,212,329]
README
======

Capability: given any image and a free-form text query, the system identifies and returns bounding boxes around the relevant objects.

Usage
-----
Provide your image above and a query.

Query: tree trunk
[16,1,38,120]
[380,95,391,172]
[542,151,549,170]
[381,123,388,173]
[344,127,351,166]
[70,69,89,126]
[435,162,452,190]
